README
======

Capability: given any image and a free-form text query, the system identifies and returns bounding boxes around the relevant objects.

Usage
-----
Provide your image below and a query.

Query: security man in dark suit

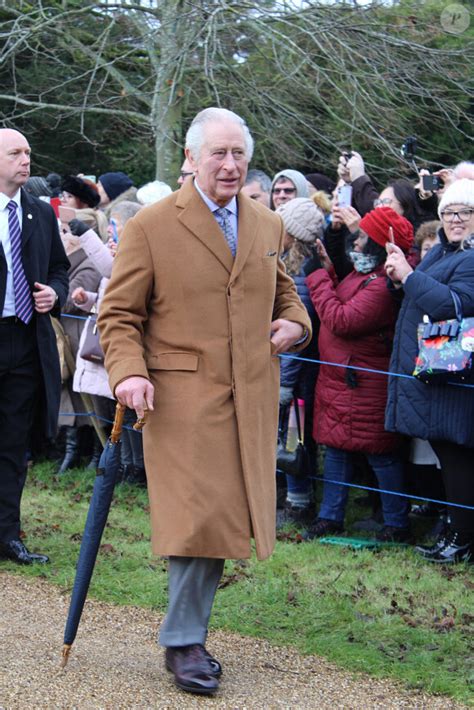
[0,128,69,564]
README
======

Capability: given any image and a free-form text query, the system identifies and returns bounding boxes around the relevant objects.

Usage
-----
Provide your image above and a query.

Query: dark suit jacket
[0,189,70,437]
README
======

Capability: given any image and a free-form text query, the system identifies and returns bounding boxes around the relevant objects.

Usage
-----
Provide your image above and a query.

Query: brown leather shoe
[165,644,219,695]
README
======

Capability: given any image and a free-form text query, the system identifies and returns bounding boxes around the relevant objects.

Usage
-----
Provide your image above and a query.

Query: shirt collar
[0,189,21,211]
[194,179,237,216]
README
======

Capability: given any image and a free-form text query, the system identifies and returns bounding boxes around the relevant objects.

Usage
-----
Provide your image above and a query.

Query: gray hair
[110,200,142,225]
[245,169,271,193]
[185,107,254,162]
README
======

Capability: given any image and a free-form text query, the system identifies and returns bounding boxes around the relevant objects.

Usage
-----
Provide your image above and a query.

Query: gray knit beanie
[271,169,309,199]
[276,197,325,243]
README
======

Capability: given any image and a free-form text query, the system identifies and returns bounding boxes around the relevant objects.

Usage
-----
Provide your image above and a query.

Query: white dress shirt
[0,189,23,317]
[194,179,238,245]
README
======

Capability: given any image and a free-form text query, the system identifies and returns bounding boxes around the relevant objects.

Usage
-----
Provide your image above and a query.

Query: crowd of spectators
[27,152,474,565]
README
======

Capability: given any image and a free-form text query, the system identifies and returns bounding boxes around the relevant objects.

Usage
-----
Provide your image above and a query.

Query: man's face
[97,181,110,206]
[241,180,270,208]
[177,158,194,187]
[186,120,248,207]
[271,177,296,208]
[0,129,31,197]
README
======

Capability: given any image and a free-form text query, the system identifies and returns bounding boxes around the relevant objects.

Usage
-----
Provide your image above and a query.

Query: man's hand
[270,319,305,354]
[315,239,333,272]
[33,282,57,313]
[339,206,361,233]
[115,376,154,420]
[346,151,365,182]
[337,156,351,183]
[385,243,413,283]
[72,286,87,304]
[107,237,118,256]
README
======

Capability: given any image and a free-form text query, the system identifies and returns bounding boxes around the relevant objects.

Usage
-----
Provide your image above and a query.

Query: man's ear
[185,147,197,172]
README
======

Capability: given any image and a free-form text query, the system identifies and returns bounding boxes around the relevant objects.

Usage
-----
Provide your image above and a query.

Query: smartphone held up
[422,174,443,192]
[337,184,352,208]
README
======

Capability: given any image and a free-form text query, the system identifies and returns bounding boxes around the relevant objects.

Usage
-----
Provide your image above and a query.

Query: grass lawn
[3,460,473,705]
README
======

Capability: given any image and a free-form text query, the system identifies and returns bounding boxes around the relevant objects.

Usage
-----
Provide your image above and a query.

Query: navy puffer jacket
[385,231,474,447]
[280,253,319,398]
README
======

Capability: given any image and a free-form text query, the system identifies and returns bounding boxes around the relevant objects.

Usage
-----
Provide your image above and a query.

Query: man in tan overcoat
[98,108,312,696]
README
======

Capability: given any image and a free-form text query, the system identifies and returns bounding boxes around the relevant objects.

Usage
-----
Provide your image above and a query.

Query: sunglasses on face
[272,187,296,195]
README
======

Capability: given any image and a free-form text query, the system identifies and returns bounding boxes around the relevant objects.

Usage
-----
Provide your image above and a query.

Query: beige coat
[98,180,312,560]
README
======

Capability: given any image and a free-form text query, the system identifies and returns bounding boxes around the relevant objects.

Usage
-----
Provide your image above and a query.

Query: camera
[400,137,417,161]
[422,174,442,192]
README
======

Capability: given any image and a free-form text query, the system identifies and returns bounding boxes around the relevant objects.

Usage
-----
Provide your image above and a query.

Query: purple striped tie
[7,200,34,324]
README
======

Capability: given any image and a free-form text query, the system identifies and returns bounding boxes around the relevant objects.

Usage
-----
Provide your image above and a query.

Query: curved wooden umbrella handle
[110,402,126,444]
[133,410,148,431]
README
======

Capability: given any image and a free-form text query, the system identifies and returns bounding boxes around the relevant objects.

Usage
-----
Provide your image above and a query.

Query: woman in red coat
[305,207,414,542]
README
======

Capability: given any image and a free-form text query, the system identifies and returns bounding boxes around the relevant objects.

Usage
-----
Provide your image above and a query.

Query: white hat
[136,180,172,205]
[276,197,325,243]
[438,178,474,217]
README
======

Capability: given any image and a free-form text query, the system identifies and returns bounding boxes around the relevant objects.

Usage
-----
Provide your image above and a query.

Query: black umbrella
[61,402,145,667]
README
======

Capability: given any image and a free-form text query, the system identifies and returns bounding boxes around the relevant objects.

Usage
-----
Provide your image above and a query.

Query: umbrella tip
[61,644,72,669]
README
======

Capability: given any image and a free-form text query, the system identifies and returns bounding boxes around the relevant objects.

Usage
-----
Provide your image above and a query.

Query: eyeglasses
[440,209,473,223]
[272,187,296,195]
[373,197,394,208]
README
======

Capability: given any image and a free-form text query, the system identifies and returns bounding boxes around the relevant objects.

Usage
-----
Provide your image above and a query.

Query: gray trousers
[159,556,225,647]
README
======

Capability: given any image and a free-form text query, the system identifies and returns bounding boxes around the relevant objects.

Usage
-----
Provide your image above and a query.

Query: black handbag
[413,290,474,384]
[276,399,311,479]
[79,314,105,363]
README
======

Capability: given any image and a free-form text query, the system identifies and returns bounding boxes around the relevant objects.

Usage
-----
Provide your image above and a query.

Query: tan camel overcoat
[98,179,312,560]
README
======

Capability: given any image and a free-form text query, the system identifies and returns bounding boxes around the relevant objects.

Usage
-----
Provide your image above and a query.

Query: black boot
[87,435,103,470]
[124,465,147,487]
[57,426,80,474]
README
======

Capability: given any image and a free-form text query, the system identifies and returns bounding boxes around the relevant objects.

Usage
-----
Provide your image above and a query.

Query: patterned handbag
[413,290,474,384]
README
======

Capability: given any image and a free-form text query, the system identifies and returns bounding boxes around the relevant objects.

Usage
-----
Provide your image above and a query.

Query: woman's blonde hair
[284,240,315,276]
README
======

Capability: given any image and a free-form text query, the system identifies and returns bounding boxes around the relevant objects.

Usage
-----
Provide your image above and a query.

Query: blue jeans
[121,407,144,468]
[318,446,409,528]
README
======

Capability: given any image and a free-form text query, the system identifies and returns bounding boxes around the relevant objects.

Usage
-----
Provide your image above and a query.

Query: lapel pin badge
[266,250,277,257]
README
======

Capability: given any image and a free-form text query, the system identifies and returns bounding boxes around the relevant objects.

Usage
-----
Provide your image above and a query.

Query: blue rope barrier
[61,408,474,511]
[61,313,88,320]
[278,472,473,511]
[58,313,474,508]
[278,353,474,389]
[59,410,139,433]
[60,313,474,388]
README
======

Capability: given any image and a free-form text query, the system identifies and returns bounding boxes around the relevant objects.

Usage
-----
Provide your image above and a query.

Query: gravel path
[0,573,467,709]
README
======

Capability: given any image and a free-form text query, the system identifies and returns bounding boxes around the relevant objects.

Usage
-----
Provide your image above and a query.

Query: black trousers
[430,440,474,537]
[0,317,39,543]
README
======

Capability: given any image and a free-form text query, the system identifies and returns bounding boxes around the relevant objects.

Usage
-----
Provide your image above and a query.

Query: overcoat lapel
[20,189,38,249]
[230,193,258,284]
[176,180,234,274]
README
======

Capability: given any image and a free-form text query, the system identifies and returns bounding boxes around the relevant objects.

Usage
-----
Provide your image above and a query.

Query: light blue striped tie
[7,200,34,323]
[215,207,237,257]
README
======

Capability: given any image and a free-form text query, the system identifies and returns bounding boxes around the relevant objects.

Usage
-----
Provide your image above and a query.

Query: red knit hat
[359,207,414,253]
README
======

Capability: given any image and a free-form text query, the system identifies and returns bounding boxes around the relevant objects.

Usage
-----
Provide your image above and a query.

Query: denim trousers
[318,446,409,528]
